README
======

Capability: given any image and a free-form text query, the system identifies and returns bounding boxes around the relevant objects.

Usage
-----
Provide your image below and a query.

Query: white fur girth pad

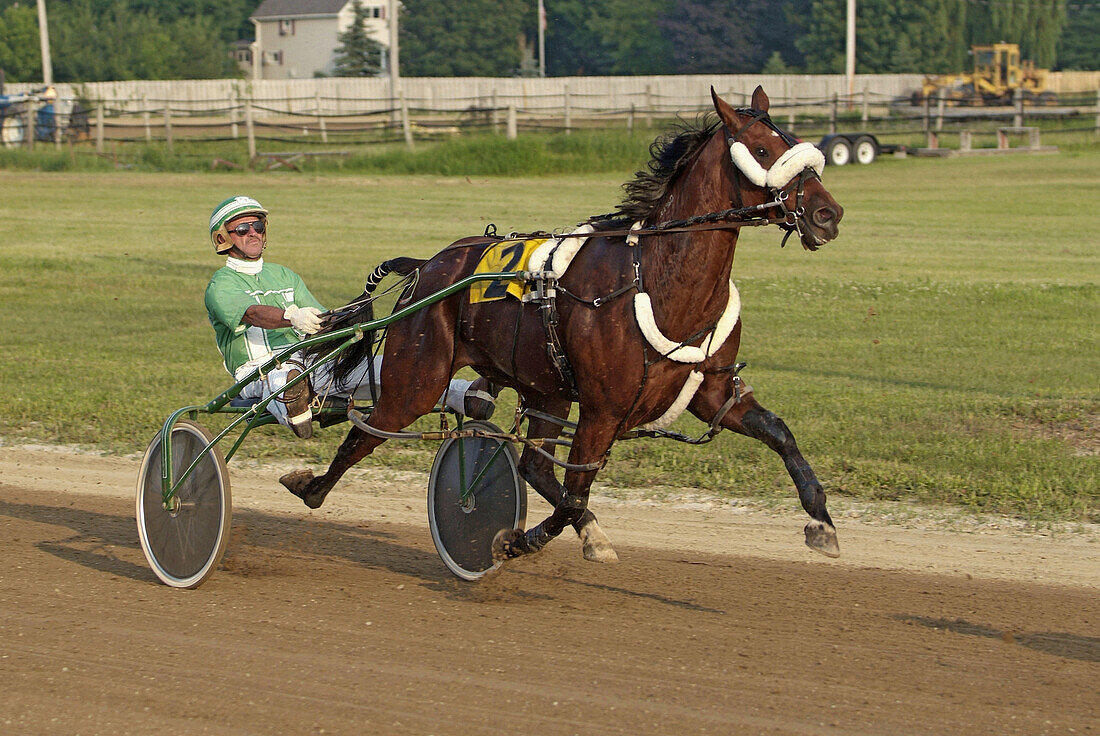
[729,141,825,189]
[634,280,741,363]
[640,370,705,430]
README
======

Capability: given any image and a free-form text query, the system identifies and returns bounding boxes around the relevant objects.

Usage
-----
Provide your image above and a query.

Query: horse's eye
[755,146,768,158]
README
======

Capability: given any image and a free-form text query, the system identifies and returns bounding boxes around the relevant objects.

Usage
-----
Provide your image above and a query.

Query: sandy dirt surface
[1,443,1098,735]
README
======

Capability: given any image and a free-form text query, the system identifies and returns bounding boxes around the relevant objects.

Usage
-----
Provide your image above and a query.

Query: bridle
[725,108,826,249]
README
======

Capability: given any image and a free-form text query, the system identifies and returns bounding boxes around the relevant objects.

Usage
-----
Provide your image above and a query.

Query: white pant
[238,355,475,427]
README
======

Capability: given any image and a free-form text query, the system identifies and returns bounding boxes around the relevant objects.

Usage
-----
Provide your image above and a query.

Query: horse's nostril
[813,207,837,227]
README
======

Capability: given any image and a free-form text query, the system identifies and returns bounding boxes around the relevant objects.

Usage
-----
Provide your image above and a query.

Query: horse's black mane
[598,113,722,225]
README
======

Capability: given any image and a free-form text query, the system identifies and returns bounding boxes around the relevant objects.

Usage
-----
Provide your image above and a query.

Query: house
[250,0,391,79]
[230,39,254,75]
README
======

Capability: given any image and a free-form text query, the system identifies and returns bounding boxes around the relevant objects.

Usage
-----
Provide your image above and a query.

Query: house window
[264,50,283,65]
[374,6,385,19]
[279,19,294,36]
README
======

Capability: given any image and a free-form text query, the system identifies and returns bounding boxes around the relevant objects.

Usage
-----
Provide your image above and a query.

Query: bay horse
[281,86,844,563]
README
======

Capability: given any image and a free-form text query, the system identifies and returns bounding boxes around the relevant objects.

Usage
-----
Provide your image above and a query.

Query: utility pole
[37,0,53,85]
[845,0,855,101]
[388,0,400,89]
[537,0,546,77]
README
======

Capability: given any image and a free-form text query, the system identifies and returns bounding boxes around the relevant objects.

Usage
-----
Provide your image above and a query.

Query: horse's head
[711,86,843,251]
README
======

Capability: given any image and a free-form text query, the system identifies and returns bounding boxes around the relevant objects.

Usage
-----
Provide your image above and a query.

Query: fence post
[24,102,35,151]
[400,92,414,150]
[95,101,104,154]
[935,89,945,132]
[563,83,571,135]
[142,95,152,142]
[627,103,635,133]
[788,92,797,130]
[491,88,499,134]
[245,97,256,160]
[506,105,517,140]
[1095,88,1100,136]
[643,84,652,127]
[53,103,62,148]
[861,86,869,124]
[164,102,173,150]
[1014,88,1024,128]
[922,94,931,133]
[316,92,327,144]
[230,93,239,140]
[829,93,837,134]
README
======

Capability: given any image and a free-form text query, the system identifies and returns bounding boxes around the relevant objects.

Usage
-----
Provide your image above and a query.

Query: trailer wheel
[854,136,877,164]
[824,137,851,166]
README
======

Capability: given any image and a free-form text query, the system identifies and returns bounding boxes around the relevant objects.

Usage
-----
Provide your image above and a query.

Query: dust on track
[1,445,1098,735]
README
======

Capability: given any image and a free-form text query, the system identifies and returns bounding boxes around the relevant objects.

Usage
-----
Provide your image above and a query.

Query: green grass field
[1,150,1097,522]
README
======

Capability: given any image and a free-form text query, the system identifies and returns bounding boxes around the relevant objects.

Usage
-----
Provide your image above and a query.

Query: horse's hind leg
[689,378,840,557]
[280,369,452,509]
[517,395,618,562]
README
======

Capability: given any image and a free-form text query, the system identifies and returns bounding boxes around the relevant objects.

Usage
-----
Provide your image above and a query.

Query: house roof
[252,0,349,20]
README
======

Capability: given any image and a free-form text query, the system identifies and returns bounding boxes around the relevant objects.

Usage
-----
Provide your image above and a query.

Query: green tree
[761,51,794,74]
[1057,3,1100,69]
[966,0,1065,68]
[400,0,527,76]
[656,0,752,74]
[585,0,671,75]
[796,0,967,73]
[542,0,671,75]
[0,4,41,82]
[543,0,609,75]
[51,0,238,81]
[334,0,385,76]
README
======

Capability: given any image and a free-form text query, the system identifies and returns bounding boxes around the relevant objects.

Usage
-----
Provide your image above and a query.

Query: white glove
[284,304,323,334]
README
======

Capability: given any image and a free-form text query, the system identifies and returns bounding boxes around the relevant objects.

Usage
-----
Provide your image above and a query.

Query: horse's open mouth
[800,224,838,251]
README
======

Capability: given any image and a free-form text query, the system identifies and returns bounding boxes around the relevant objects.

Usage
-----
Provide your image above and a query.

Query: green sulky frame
[156,270,523,510]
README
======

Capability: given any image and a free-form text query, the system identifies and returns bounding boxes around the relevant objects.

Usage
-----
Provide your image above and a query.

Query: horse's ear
[751,85,770,112]
[710,86,739,129]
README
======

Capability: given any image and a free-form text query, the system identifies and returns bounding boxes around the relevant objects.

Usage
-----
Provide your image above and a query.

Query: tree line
[0,0,1094,85]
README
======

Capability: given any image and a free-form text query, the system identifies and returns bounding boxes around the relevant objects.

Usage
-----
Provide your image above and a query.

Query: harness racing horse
[281,86,845,564]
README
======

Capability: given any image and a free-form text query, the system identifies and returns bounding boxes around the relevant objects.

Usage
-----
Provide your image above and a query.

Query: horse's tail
[308,256,426,386]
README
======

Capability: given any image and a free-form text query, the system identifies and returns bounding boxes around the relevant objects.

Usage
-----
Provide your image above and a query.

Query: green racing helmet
[209,195,268,253]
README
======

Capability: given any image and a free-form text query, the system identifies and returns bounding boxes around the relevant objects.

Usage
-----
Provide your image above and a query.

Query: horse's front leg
[494,413,619,562]
[516,393,618,562]
[689,376,840,557]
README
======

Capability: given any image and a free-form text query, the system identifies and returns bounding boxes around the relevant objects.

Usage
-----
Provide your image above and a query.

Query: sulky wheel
[136,419,232,588]
[428,420,526,580]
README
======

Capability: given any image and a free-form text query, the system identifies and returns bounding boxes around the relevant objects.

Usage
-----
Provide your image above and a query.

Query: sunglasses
[228,220,266,236]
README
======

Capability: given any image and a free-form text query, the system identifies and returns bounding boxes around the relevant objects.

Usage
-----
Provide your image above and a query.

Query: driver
[204,195,496,438]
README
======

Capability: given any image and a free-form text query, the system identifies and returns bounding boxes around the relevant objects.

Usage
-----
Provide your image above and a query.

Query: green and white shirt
[205,257,325,379]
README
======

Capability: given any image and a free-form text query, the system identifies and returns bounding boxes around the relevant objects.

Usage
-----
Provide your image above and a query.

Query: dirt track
[1,444,1098,735]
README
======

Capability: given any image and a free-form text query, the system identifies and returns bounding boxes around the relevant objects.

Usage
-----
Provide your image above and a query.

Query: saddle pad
[469,238,547,303]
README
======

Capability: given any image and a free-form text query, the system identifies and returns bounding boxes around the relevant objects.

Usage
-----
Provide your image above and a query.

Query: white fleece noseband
[729,141,824,189]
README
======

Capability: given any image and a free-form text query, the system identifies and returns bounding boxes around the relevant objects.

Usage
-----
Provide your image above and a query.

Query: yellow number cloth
[469,238,548,303]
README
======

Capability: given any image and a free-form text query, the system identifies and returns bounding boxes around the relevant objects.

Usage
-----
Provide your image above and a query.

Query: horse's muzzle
[801,202,843,250]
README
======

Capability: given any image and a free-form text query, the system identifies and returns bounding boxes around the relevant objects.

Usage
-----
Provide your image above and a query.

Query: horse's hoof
[279,470,327,509]
[579,522,619,563]
[804,519,840,558]
[492,528,527,561]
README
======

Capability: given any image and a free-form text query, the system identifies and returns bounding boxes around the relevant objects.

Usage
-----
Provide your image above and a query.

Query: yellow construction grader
[917,43,1056,105]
